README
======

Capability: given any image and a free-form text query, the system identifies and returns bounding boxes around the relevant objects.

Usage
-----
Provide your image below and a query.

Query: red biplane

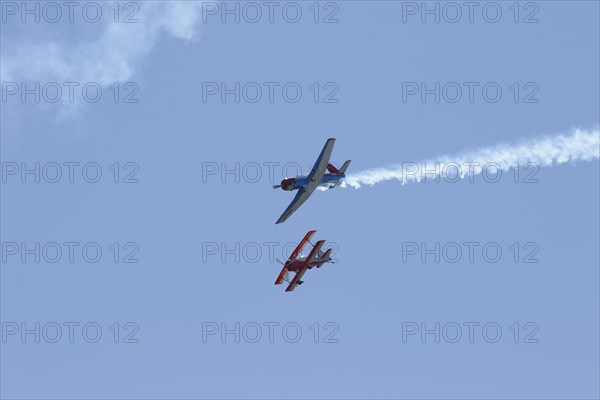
[274,230,335,292]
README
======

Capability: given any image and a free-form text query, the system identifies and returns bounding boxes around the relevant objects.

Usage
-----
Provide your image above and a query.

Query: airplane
[274,230,335,292]
[274,138,350,224]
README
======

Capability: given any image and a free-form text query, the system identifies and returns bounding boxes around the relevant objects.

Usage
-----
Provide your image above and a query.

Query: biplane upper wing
[306,138,336,186]
[274,265,288,285]
[285,267,308,292]
[275,186,315,224]
[288,230,317,261]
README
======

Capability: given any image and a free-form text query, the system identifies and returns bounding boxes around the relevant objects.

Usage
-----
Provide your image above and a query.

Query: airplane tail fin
[316,248,332,268]
[339,160,351,174]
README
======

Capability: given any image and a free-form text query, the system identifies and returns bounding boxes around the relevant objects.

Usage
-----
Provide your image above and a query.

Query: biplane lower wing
[305,240,325,264]
[285,267,308,292]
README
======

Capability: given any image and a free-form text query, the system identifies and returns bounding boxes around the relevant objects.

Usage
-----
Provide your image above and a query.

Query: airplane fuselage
[279,173,345,191]
[285,257,327,272]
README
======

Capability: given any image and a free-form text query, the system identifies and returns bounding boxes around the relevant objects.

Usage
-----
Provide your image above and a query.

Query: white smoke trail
[341,128,600,189]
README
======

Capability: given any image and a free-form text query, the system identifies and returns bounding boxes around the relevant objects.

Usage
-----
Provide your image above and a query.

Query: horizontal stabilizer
[327,163,341,174]
[339,160,351,174]
[326,160,350,175]
[315,248,332,267]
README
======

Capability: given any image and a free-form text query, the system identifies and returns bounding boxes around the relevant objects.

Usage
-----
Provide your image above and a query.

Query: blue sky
[1,1,599,399]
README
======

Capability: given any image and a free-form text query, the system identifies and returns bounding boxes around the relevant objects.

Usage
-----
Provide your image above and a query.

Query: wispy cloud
[1,1,203,115]
[342,128,600,189]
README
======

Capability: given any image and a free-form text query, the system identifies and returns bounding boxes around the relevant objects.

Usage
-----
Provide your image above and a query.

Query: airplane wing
[285,267,308,292]
[275,139,336,224]
[275,186,316,224]
[306,138,336,187]
[305,240,325,264]
[274,265,288,285]
[288,230,317,261]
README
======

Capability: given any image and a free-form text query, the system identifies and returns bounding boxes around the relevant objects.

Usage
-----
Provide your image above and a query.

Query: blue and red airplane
[273,138,350,224]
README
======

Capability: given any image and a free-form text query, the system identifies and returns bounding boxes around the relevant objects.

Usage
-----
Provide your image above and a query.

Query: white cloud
[1,2,203,111]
